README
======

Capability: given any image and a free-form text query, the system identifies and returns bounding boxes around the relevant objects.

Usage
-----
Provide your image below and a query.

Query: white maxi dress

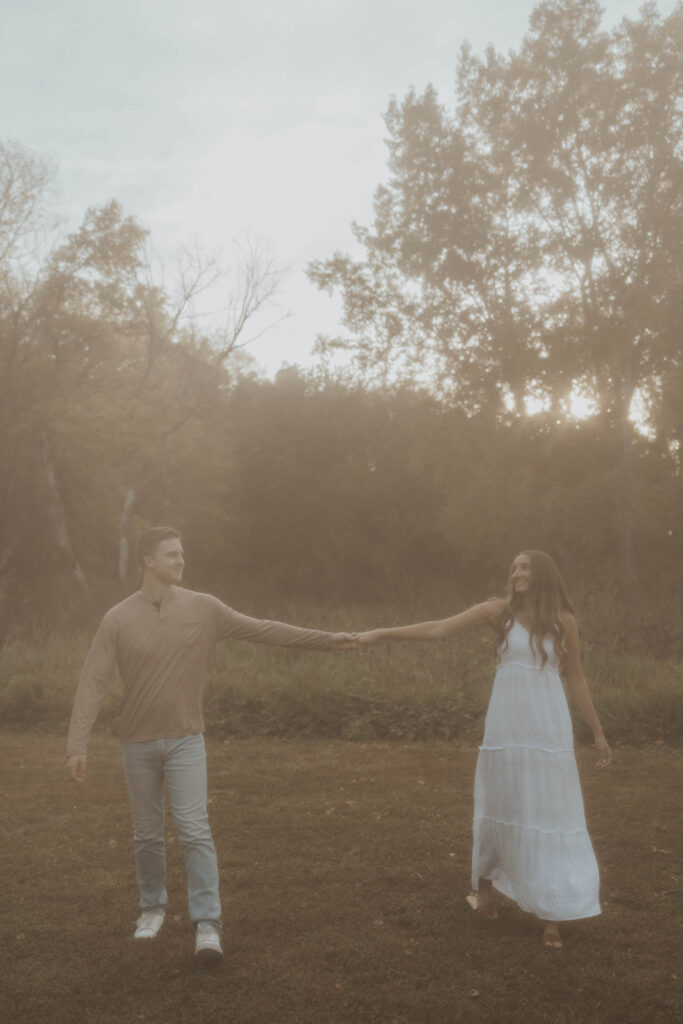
[472,620,600,920]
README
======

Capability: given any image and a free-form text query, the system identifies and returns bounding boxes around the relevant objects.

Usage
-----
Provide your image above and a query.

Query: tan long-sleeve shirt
[67,587,337,755]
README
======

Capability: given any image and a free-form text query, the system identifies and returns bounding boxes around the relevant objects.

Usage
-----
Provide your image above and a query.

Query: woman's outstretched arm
[357,598,505,645]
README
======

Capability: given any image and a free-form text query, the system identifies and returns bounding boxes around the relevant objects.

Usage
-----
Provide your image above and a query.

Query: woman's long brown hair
[494,550,574,668]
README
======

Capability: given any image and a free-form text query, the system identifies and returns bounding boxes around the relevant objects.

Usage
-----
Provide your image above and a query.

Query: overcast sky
[2,0,676,374]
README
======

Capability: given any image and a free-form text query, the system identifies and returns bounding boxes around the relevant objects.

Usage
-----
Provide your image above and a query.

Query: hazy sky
[2,0,675,374]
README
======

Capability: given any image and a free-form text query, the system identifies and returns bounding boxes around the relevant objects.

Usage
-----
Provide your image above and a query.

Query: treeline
[1,0,682,658]
[2,359,682,652]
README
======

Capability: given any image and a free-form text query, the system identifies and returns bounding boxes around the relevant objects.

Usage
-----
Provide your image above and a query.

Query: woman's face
[510,553,532,596]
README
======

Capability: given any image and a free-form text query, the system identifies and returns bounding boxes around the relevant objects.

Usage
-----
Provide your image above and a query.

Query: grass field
[1,732,681,1024]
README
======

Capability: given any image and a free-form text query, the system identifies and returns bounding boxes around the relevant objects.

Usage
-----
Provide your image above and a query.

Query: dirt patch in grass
[0,733,681,1024]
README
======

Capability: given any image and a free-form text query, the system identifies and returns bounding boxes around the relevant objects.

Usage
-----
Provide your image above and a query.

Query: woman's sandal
[542,927,563,950]
[466,892,498,919]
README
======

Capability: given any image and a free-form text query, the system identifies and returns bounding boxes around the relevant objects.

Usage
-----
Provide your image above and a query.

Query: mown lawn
[0,732,680,1024]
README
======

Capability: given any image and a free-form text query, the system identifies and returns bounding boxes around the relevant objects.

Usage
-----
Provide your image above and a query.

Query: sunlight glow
[568,390,599,420]
[524,394,551,416]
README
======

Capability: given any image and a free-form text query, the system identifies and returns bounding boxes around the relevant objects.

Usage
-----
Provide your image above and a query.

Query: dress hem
[472,880,601,922]
[473,814,588,836]
[478,743,575,754]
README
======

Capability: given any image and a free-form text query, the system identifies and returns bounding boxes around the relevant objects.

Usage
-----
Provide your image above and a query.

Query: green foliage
[215,373,459,602]
[577,650,683,745]
[2,617,681,746]
[0,632,122,728]
[202,629,492,741]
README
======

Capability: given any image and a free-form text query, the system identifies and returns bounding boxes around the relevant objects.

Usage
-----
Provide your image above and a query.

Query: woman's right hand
[594,736,612,768]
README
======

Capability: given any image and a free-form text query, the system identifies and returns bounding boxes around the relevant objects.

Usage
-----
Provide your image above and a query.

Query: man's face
[145,538,185,585]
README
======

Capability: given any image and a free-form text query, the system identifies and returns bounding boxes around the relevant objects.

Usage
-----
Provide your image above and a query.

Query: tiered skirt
[471,661,600,920]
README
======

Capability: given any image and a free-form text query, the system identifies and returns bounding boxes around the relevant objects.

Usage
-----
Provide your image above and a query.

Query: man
[66,526,352,962]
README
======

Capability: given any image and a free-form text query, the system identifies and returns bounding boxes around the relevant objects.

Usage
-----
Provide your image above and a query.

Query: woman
[357,550,611,950]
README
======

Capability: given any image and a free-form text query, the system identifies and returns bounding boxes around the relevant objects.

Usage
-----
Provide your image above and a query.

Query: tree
[111,233,286,580]
[309,0,683,585]
[0,143,81,603]
[36,203,286,582]
[0,140,287,625]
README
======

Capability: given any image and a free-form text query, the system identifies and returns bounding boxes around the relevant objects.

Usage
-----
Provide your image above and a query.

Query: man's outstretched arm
[213,599,353,651]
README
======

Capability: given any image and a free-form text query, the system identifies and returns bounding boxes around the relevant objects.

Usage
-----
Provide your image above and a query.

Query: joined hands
[330,631,383,650]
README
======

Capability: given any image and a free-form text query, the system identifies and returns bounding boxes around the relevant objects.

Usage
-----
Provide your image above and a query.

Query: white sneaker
[194,922,223,961]
[134,909,166,939]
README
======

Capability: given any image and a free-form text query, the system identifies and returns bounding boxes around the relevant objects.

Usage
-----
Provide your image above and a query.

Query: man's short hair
[136,527,182,568]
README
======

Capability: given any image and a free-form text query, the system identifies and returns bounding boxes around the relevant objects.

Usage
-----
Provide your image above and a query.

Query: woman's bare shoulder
[560,610,580,636]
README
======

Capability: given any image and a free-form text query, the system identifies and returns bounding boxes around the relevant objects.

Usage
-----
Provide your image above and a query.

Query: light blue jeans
[120,733,221,931]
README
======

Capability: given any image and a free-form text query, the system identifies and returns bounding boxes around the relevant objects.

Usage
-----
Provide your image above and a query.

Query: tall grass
[1,605,681,744]
[0,632,123,730]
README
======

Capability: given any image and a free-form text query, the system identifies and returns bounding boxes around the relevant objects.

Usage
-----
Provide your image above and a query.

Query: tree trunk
[40,429,89,598]
[118,484,138,581]
[617,416,637,589]
[615,327,637,590]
